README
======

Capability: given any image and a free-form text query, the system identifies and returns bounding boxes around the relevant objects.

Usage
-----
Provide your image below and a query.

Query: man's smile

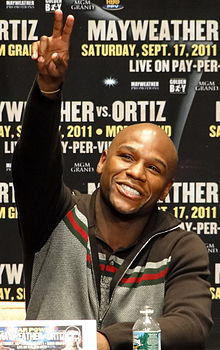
[116,182,143,199]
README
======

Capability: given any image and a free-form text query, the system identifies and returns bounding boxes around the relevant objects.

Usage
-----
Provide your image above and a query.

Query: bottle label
[133,331,161,350]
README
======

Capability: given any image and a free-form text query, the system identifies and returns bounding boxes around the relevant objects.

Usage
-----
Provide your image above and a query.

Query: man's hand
[32,10,74,92]
[97,332,110,350]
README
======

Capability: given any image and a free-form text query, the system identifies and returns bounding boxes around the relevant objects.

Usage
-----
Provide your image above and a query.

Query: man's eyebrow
[118,145,136,152]
[153,157,167,170]
[117,144,167,169]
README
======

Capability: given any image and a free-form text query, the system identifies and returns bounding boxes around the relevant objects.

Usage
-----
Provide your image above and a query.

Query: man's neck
[95,191,149,251]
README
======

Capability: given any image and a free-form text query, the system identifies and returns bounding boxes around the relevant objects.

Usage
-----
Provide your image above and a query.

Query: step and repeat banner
[0,0,219,348]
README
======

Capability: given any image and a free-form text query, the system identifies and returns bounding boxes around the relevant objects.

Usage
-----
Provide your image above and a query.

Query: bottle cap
[140,305,154,315]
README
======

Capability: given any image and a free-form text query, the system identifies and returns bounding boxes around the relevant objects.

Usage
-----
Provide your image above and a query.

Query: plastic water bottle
[133,305,161,350]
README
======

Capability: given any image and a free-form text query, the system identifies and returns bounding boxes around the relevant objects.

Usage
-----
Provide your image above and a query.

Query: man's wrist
[40,88,61,95]
[37,74,63,94]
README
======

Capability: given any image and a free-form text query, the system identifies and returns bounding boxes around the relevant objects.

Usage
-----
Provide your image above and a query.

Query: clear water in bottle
[133,305,161,350]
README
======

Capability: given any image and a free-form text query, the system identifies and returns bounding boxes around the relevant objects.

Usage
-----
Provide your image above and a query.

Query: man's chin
[110,202,149,219]
[100,190,153,218]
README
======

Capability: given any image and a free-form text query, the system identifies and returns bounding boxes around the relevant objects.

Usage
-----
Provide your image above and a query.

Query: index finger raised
[52,9,64,38]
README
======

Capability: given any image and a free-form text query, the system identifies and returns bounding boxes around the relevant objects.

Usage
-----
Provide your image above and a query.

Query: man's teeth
[121,184,141,196]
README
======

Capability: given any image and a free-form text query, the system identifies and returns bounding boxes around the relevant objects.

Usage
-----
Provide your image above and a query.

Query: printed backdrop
[0,0,219,348]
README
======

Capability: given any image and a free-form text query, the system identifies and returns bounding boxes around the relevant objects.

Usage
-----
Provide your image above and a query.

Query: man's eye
[149,165,160,173]
[121,154,133,160]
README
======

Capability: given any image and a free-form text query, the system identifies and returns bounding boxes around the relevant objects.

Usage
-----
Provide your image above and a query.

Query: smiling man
[12,10,212,350]
[95,123,177,250]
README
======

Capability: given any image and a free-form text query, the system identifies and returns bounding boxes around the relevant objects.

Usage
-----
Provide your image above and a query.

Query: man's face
[64,330,80,347]
[97,126,175,216]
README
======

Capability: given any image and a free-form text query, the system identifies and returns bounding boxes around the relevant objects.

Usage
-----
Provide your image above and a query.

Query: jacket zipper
[97,224,180,329]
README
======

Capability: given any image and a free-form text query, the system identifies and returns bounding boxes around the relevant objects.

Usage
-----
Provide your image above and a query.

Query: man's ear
[159,181,173,201]
[96,150,108,174]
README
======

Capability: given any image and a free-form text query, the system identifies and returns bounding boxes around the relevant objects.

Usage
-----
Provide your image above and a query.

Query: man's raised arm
[12,11,75,253]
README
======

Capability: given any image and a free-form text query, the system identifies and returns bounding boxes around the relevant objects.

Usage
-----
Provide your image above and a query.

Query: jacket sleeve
[158,231,213,350]
[98,323,133,350]
[99,232,212,350]
[12,80,74,253]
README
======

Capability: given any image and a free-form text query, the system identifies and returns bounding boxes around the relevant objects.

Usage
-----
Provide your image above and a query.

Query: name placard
[0,320,97,350]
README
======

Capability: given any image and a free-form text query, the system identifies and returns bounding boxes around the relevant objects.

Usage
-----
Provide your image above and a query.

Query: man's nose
[126,162,146,181]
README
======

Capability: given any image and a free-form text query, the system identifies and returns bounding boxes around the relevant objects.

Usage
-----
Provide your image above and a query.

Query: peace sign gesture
[32,10,74,93]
